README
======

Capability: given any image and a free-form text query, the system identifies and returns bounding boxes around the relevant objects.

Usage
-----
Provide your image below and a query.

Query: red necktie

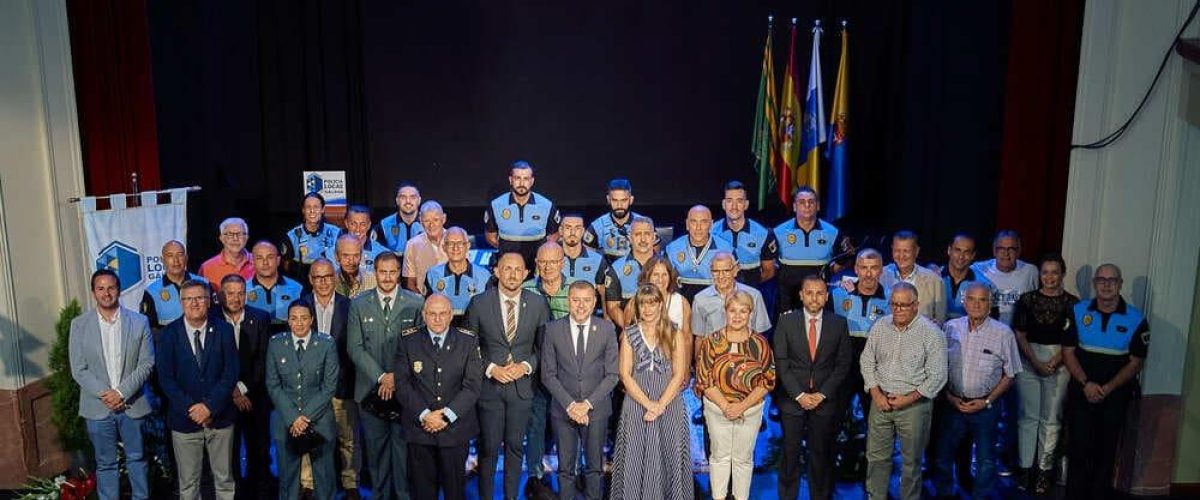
[808,317,819,361]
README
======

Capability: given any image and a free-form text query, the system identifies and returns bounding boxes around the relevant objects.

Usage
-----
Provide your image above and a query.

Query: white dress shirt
[314,296,335,335]
[486,291,531,377]
[223,311,250,396]
[98,309,123,392]
[185,320,208,356]
[570,318,592,357]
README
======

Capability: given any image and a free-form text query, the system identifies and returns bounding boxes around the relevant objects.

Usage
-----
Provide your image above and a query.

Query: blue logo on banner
[305,173,324,194]
[96,241,142,292]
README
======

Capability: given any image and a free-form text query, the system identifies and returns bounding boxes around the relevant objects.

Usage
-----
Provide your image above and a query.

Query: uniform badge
[468,282,477,294]
[300,245,309,258]
[532,214,541,221]
[160,289,171,301]
[391,226,400,236]
[437,279,446,292]
[282,295,291,301]
[817,238,827,245]
[623,264,633,276]
[413,361,423,373]
[583,232,594,244]
[1082,314,1093,327]
[583,265,592,272]
[675,251,685,263]
[787,233,797,245]
[842,299,852,311]
[248,291,258,302]
[1116,325,1128,333]
[606,236,615,249]
[501,208,512,220]
[748,241,757,248]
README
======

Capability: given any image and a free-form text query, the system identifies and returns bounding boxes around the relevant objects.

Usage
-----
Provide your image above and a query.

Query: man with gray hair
[881,230,946,324]
[691,251,771,340]
[143,240,209,328]
[200,217,254,288]
[861,282,947,500]
[333,234,377,299]
[403,201,449,294]
[325,204,385,272]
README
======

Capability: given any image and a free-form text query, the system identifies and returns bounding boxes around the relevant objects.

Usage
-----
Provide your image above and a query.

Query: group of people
[69,161,1148,500]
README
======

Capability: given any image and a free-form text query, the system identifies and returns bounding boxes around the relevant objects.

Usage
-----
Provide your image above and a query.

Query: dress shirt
[419,328,459,423]
[570,318,592,357]
[881,263,946,324]
[98,309,123,393]
[313,296,335,335]
[223,311,250,395]
[691,282,772,336]
[185,320,208,356]
[944,316,1022,398]
[376,288,399,311]
[803,310,823,347]
[860,315,947,398]
[292,333,311,351]
[485,291,534,377]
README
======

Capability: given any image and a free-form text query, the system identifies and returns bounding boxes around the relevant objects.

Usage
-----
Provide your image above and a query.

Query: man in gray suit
[466,252,551,500]
[348,252,423,500]
[70,269,155,500]
[540,281,619,500]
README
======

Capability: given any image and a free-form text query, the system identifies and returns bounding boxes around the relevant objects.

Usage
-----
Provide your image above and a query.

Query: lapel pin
[413,361,423,373]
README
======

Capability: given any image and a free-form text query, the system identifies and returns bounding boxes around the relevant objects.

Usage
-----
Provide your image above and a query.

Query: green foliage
[46,300,88,454]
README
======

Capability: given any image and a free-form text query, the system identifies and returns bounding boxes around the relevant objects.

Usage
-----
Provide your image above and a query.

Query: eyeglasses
[221,232,246,238]
[181,296,208,303]
[444,241,468,248]
[711,268,737,275]
[995,246,1019,253]
[890,301,917,309]
[1093,277,1121,286]
[311,274,335,282]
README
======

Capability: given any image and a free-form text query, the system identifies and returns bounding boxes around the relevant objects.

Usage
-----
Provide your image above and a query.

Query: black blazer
[465,288,550,399]
[155,318,240,432]
[210,306,272,402]
[773,309,852,416]
[303,293,355,399]
[540,316,620,419]
[394,326,483,447]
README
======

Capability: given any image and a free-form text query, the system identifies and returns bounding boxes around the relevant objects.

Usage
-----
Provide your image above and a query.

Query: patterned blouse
[694,329,776,402]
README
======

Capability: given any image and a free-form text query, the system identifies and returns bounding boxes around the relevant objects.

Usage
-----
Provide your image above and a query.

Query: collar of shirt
[291,332,311,349]
[301,221,328,236]
[186,320,208,335]
[941,266,977,282]
[803,310,823,325]
[851,284,887,299]
[891,264,918,283]
[222,249,250,267]
[98,307,122,326]
[429,327,449,344]
[223,310,244,325]
[447,261,475,277]
[377,288,399,307]
[253,276,282,292]
[791,218,821,233]
[1087,296,1128,314]
[507,192,539,206]
[570,318,591,333]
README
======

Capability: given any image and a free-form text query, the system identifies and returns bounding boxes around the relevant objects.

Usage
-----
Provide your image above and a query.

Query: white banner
[80,189,189,310]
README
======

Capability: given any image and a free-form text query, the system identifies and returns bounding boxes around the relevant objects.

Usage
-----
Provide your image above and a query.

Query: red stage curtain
[996,0,1084,258]
[67,0,161,196]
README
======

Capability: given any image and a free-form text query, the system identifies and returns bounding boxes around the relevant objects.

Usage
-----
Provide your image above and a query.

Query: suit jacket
[465,288,550,399]
[265,331,339,441]
[304,293,355,400]
[347,288,424,402]
[209,306,272,402]
[773,309,852,416]
[155,317,240,431]
[69,307,155,420]
[394,326,482,447]
[540,316,619,420]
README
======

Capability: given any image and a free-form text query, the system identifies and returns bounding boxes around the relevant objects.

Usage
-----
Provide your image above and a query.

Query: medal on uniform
[300,245,309,259]
[501,208,512,220]
[689,239,712,273]
[413,361,423,373]
[623,263,633,276]
[606,235,616,250]
[160,290,171,301]
[675,251,685,264]
[391,226,400,236]
[787,233,798,245]
[437,279,446,292]
[842,299,852,311]
[248,291,258,302]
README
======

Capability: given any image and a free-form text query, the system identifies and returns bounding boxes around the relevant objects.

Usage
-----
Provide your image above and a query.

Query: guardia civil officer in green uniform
[348,251,423,500]
[1062,264,1148,500]
[393,294,482,500]
[484,160,561,271]
[266,299,339,500]
[141,240,209,329]
[281,192,343,282]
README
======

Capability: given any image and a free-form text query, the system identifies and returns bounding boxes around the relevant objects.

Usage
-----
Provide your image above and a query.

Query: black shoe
[1013,467,1030,491]
[299,488,315,500]
[343,488,362,500]
[1034,468,1053,496]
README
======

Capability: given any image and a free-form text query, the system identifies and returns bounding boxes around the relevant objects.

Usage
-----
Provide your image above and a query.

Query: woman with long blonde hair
[609,284,694,499]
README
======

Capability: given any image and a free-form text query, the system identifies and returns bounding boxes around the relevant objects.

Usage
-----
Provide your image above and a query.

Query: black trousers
[232,399,273,494]
[1065,383,1133,500]
[778,408,840,500]
[478,386,533,500]
[408,443,468,500]
[551,413,608,500]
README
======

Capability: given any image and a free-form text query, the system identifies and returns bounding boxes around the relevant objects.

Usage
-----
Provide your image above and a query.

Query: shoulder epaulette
[401,326,421,337]
[455,326,476,337]
[271,332,289,341]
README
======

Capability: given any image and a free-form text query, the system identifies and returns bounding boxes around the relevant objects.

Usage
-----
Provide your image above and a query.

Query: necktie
[576,324,586,360]
[433,335,443,350]
[808,318,819,361]
[504,299,517,344]
[382,296,393,319]
[193,330,204,367]
[296,338,306,362]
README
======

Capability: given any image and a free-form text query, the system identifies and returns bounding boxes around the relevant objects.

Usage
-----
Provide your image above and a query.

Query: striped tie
[504,299,517,345]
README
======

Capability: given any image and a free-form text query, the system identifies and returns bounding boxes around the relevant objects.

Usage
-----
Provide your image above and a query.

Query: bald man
[142,240,210,328]
[245,241,305,326]
[664,205,734,301]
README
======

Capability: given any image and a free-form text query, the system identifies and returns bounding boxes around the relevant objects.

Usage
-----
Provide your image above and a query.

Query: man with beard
[604,216,658,327]
[559,215,608,291]
[941,233,996,321]
[664,205,733,302]
[485,161,562,270]
[712,181,777,287]
[585,179,644,262]
[326,205,384,272]
[333,234,377,299]
[378,182,424,255]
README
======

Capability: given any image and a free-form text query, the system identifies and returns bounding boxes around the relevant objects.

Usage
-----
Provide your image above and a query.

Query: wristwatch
[984,398,992,409]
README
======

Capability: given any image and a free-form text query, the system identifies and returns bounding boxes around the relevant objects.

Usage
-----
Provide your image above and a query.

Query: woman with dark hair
[266,299,340,499]
[610,284,694,500]
[1012,253,1078,494]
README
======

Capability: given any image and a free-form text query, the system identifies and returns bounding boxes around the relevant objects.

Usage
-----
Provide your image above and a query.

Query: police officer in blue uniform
[141,240,209,329]
[665,205,733,302]
[603,216,660,325]
[325,205,385,272]
[378,182,424,255]
[773,186,840,314]
[712,181,778,287]
[484,161,561,271]
[394,294,482,500]
[585,179,645,263]
[1062,264,1148,500]
[423,228,491,325]
[281,192,343,282]
[941,234,997,321]
[559,215,608,286]
[831,249,890,416]
[247,241,306,329]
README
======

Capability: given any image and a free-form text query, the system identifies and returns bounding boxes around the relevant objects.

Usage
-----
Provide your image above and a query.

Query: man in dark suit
[774,275,852,500]
[348,252,423,500]
[303,258,361,499]
[156,280,240,500]
[211,274,273,498]
[465,252,551,500]
[394,294,483,500]
[540,281,619,500]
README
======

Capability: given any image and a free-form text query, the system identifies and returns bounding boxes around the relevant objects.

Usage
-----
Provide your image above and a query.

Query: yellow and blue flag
[826,26,849,220]
[798,23,825,195]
